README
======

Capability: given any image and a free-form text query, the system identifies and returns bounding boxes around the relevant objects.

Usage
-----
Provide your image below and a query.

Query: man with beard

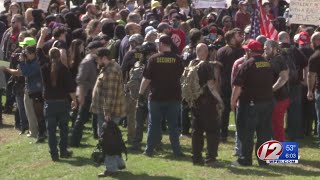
[70,41,103,147]
[231,40,274,166]
[1,14,25,114]
[217,29,245,142]
[264,40,289,142]
[296,31,317,136]
[307,32,320,147]
[81,4,97,21]
[278,31,308,140]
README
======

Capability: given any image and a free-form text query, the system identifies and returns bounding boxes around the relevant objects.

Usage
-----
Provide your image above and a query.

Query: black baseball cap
[159,35,173,46]
[87,41,103,49]
[96,47,111,58]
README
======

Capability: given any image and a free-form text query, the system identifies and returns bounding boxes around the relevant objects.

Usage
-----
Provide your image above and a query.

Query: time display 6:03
[285,153,297,159]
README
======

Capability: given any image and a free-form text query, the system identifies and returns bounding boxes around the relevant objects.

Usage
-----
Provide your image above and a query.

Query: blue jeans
[286,84,303,139]
[314,91,320,140]
[44,100,70,155]
[71,91,97,145]
[16,95,28,130]
[145,101,182,155]
[133,103,148,147]
[236,101,273,165]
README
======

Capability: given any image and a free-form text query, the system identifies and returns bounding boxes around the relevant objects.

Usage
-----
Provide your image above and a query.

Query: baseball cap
[159,35,173,46]
[157,22,171,32]
[129,34,144,44]
[87,41,103,49]
[145,26,157,35]
[19,37,36,47]
[239,0,248,5]
[151,0,161,10]
[242,40,263,51]
[297,31,310,45]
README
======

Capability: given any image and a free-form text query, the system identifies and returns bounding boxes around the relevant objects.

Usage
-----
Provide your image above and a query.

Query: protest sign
[289,0,320,25]
[11,0,34,2]
[37,0,51,12]
[193,0,226,9]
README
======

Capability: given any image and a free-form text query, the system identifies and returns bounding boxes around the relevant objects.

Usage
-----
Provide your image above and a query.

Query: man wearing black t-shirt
[307,32,320,145]
[217,30,245,142]
[138,35,184,157]
[264,40,289,142]
[191,43,223,166]
[231,40,274,166]
[278,31,308,140]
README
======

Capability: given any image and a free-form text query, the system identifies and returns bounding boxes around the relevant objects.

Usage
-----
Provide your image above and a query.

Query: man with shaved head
[191,43,223,166]
[307,32,320,146]
[278,31,308,141]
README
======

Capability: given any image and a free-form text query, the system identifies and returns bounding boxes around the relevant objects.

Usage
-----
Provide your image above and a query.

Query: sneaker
[193,159,205,166]
[231,159,252,167]
[205,159,221,167]
[51,154,59,162]
[97,171,117,177]
[143,151,153,157]
[231,160,242,167]
[36,135,46,143]
[118,165,126,170]
[60,150,73,158]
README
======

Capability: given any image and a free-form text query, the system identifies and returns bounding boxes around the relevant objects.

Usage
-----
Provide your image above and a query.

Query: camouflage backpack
[181,60,205,107]
[126,61,145,99]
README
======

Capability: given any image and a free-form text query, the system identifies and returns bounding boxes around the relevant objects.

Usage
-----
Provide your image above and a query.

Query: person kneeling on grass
[98,120,127,177]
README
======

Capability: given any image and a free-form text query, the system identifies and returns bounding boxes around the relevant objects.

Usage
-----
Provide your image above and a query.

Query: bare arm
[302,66,308,86]
[207,79,223,104]
[307,72,316,100]
[60,49,68,68]
[273,70,289,92]
[139,77,151,95]
[231,85,242,112]
[37,27,48,49]
[69,92,78,110]
[3,67,21,76]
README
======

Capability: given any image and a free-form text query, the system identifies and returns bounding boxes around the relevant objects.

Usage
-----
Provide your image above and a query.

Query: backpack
[99,120,127,160]
[281,47,299,86]
[181,60,205,107]
[126,61,145,99]
[107,38,121,60]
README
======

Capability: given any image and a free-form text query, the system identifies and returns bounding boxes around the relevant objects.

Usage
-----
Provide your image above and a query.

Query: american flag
[250,1,261,39]
[250,0,278,40]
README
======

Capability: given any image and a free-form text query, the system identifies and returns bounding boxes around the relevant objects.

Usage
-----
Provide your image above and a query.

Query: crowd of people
[0,0,319,177]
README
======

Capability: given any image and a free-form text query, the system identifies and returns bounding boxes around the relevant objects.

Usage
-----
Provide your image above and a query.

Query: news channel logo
[257,140,299,164]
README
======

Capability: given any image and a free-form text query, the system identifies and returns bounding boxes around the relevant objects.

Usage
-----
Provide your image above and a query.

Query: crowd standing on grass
[0,0,319,177]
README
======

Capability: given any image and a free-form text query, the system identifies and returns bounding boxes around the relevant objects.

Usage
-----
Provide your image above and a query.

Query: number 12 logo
[257,140,283,160]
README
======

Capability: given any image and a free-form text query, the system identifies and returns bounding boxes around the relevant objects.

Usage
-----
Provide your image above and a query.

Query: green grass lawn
[0,113,320,180]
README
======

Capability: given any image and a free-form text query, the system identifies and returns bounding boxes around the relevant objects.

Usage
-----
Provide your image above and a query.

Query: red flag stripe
[258,1,278,41]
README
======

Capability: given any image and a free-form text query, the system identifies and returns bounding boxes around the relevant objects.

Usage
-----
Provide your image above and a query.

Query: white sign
[37,0,51,13]
[289,0,320,25]
[193,0,227,9]
[11,0,34,2]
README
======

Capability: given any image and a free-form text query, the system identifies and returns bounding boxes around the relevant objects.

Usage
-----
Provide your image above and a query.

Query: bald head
[278,31,290,44]
[196,43,209,61]
[311,32,320,49]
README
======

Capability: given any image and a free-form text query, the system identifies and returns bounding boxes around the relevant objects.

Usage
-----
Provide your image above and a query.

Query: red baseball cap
[298,31,310,45]
[242,40,263,51]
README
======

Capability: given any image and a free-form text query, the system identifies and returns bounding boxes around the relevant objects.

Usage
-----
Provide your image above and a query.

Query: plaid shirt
[90,60,126,117]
